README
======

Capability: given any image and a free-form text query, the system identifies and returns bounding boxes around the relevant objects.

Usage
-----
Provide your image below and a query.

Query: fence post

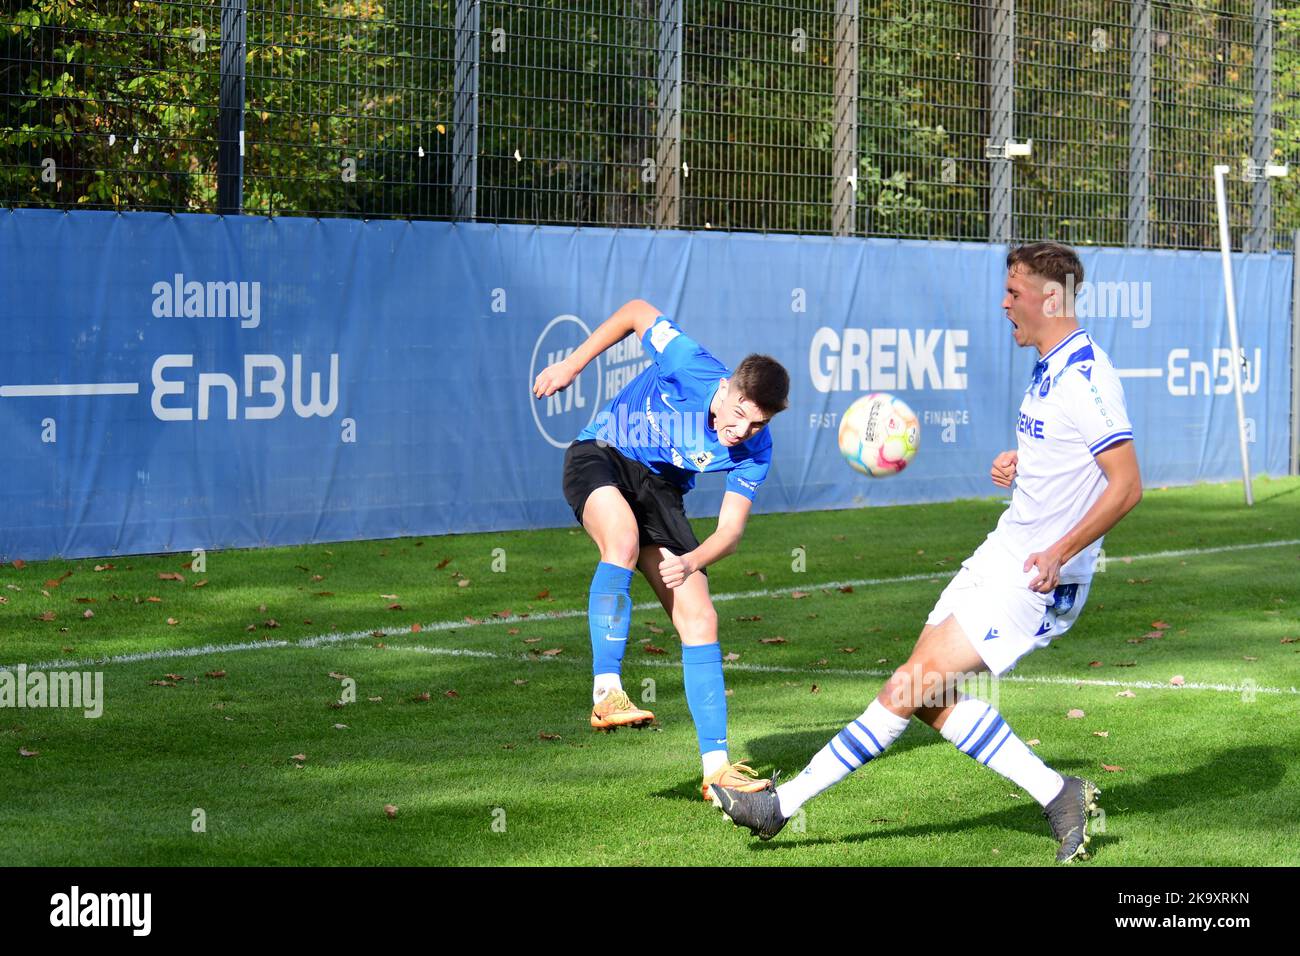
[217,0,247,216]
[831,0,858,237]
[452,0,480,221]
[655,0,683,229]
[1247,0,1273,253]
[1128,0,1151,248]
[987,0,1014,244]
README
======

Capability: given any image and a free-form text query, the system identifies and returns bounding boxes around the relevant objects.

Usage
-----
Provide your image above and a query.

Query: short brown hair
[730,354,790,417]
[1007,241,1084,290]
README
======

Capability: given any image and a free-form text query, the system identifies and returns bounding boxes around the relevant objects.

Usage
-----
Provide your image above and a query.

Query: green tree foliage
[1,0,1295,247]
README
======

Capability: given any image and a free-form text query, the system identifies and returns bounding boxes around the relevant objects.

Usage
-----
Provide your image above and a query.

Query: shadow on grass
[726,743,1288,854]
[652,725,945,804]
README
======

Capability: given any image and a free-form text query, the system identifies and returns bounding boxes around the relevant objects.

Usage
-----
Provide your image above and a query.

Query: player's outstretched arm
[532,299,662,398]
[658,491,753,588]
[1024,440,1143,592]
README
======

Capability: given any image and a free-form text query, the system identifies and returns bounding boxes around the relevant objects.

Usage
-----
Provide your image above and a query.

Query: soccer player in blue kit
[710,242,1144,862]
[533,298,790,799]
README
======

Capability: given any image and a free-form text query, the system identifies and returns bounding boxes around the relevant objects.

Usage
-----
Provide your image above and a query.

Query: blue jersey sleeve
[642,316,710,379]
[725,431,772,501]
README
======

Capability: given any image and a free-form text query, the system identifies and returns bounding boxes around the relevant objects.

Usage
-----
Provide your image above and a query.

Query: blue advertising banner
[0,208,1292,559]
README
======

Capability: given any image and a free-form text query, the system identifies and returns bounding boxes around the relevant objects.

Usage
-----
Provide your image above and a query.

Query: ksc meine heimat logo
[529,315,603,449]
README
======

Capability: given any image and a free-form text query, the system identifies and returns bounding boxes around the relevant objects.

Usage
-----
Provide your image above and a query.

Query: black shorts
[563,439,702,559]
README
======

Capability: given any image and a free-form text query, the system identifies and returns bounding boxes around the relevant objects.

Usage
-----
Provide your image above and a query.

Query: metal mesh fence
[2,0,1296,249]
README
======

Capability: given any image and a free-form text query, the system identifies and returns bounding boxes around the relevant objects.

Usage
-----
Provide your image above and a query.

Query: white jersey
[967,328,1133,586]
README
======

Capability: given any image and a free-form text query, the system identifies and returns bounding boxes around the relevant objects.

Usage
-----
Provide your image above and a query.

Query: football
[837,392,920,477]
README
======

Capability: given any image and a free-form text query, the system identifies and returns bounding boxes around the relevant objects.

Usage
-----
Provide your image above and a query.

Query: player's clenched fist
[658,547,695,589]
[533,358,578,399]
[990,449,1018,488]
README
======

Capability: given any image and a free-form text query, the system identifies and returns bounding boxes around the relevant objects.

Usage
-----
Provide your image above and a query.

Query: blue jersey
[575,316,772,500]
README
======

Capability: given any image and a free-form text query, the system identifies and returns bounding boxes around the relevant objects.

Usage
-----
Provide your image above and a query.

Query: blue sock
[589,562,633,678]
[683,643,728,757]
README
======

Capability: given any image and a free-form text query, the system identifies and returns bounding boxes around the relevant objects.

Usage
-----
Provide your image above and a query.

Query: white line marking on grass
[11,537,1298,685]
[389,644,1300,697]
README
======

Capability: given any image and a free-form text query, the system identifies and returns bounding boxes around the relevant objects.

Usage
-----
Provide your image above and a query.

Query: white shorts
[925,564,1091,676]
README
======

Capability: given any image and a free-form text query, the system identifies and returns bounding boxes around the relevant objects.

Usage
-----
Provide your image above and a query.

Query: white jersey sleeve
[1055,360,1133,458]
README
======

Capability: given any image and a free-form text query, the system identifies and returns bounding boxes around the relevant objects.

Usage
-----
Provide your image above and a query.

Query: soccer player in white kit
[711,242,1144,863]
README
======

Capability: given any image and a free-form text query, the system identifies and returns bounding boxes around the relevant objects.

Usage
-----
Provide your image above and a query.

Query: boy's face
[713,380,773,447]
[1001,262,1058,350]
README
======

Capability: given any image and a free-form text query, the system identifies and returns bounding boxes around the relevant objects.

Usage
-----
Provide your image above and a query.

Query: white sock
[776,699,911,818]
[701,749,730,777]
[940,697,1065,806]
[593,673,623,704]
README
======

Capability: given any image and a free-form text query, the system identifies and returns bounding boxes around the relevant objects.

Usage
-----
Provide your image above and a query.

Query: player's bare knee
[674,604,718,644]
[599,534,640,568]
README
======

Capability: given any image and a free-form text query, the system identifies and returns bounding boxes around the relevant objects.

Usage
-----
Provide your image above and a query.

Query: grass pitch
[1,478,1298,866]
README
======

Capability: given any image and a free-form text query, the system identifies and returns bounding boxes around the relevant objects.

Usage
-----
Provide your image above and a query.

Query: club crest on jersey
[689,450,715,470]
[983,627,1001,641]
[1038,375,1052,397]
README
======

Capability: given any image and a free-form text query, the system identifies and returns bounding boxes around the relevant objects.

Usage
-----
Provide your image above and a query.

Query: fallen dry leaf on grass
[513,679,528,686]
[149,680,177,687]
[412,692,432,702]
[507,627,520,635]
[643,644,666,655]
[810,685,820,693]
[723,652,740,662]
[535,589,550,600]
[840,647,856,654]
[435,557,452,569]
[93,564,113,572]
[166,617,179,626]
[146,596,162,603]
[158,572,184,582]
[1092,730,1109,738]
[36,611,55,622]
[1116,689,1136,698]
[790,591,810,600]
[206,671,226,679]
[328,672,349,680]
[291,753,306,762]
[380,593,398,600]
[838,586,854,594]
[387,603,403,611]
[11,560,26,570]
[1101,763,1124,773]
[646,623,664,634]
[1066,709,1086,719]
[538,731,562,741]
[19,747,38,757]
[724,688,735,697]
[759,636,787,645]
[383,804,398,818]
[444,690,460,699]
[82,609,94,619]
[735,615,762,623]
[1026,739,1040,746]
[522,637,542,644]
[1169,675,1186,686]
[540,648,563,657]
[457,579,470,588]
[411,623,423,633]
